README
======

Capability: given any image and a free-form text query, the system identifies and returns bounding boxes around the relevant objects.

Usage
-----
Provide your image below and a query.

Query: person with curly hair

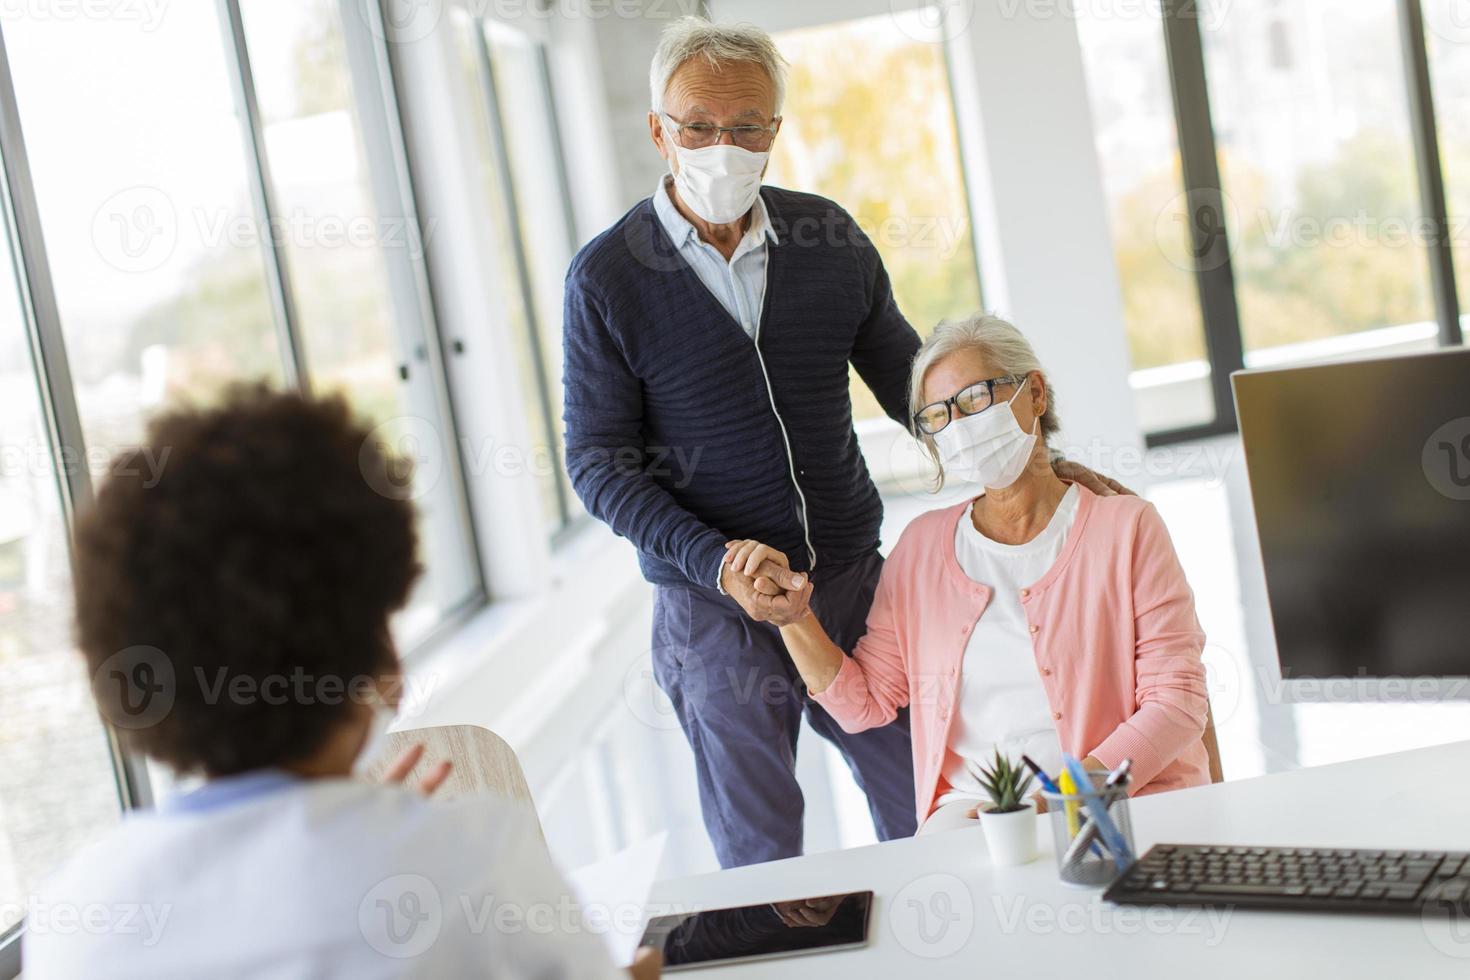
[24,386,659,979]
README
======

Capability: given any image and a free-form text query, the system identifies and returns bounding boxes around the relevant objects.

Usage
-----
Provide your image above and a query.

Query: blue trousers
[651,550,917,868]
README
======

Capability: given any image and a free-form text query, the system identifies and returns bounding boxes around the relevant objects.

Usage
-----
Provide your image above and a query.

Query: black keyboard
[1105,844,1470,915]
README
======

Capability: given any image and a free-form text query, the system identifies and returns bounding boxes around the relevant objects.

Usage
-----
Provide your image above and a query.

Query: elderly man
[563,17,1111,868]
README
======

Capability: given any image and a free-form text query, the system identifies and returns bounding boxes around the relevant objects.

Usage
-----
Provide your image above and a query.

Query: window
[236,0,480,642]
[1200,1,1437,366]
[451,10,577,536]
[1084,0,1465,443]
[0,233,122,938]
[1077,8,1214,433]
[5,5,285,456]
[765,10,983,424]
[483,19,583,530]
[0,2,492,948]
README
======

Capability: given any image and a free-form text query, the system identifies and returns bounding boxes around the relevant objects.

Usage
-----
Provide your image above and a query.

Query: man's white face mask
[670,141,768,225]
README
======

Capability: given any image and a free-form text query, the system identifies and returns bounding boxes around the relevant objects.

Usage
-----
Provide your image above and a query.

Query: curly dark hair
[73,385,423,777]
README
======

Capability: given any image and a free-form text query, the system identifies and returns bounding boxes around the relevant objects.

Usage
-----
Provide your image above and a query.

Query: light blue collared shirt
[651,175,777,339]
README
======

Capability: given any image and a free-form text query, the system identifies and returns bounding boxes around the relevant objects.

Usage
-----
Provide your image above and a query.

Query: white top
[650,174,775,339]
[938,485,1079,806]
[23,772,621,980]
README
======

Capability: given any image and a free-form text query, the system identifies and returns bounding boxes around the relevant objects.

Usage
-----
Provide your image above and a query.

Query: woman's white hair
[908,313,1061,488]
[649,16,787,115]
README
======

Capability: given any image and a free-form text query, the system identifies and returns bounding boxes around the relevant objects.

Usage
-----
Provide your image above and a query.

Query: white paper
[567,831,668,967]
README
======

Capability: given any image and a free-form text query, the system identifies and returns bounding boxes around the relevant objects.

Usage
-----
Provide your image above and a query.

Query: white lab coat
[23,775,623,979]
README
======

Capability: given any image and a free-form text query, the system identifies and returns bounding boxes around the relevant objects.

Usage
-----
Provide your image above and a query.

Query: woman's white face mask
[931,377,1040,490]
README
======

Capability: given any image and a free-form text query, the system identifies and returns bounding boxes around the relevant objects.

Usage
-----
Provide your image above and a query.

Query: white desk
[649,740,1470,978]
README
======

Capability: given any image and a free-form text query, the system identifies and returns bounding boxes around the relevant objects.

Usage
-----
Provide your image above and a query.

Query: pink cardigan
[811,485,1210,825]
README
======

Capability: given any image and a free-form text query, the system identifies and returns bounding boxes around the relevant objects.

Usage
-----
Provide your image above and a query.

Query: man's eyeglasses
[661,112,780,152]
[913,375,1028,435]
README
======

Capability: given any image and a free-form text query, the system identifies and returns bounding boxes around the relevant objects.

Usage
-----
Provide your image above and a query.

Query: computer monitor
[1232,348,1470,692]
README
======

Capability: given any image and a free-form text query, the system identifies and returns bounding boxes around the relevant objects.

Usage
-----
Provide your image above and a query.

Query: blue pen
[1062,754,1134,871]
[1020,755,1059,794]
[1024,755,1104,859]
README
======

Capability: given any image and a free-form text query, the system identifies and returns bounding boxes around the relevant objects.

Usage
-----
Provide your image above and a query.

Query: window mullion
[1161,0,1246,425]
[1398,0,1463,347]
[215,0,311,394]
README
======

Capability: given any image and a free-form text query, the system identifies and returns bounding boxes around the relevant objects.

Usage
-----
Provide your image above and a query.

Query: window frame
[0,0,490,965]
[1148,0,1463,447]
[468,12,581,538]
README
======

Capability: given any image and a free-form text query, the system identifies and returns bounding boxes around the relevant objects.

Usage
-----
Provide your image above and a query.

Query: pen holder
[1040,771,1136,888]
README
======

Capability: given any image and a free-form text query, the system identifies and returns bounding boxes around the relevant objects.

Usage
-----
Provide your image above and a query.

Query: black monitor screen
[1233,349,1470,679]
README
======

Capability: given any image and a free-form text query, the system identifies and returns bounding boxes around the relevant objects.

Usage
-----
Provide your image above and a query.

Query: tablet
[639,891,872,971]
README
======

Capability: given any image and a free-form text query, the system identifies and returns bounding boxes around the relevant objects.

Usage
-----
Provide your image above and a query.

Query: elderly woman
[728,314,1211,835]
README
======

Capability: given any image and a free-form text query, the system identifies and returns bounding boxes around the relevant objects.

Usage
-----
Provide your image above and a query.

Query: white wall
[944,1,1144,475]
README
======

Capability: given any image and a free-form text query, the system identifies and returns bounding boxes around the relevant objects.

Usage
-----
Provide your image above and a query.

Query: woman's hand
[724,539,797,595]
[379,743,452,797]
[724,540,813,627]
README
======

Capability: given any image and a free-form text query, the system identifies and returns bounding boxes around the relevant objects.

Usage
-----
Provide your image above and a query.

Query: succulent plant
[974,749,1035,814]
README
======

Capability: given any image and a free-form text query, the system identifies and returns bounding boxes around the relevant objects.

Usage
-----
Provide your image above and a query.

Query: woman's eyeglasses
[913,375,1027,435]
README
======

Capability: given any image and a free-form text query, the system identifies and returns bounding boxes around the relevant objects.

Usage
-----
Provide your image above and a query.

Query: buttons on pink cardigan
[1030,624,1040,634]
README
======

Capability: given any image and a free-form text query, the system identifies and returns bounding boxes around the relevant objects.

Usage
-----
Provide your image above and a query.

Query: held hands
[721,540,814,627]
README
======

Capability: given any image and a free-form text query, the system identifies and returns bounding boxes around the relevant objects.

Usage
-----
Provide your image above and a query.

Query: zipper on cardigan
[749,268,817,572]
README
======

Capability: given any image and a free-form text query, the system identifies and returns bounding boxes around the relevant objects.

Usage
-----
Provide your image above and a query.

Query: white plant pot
[978,800,1038,866]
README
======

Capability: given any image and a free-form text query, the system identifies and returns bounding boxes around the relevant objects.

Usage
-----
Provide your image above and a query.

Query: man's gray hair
[649,16,788,116]
[909,313,1061,487]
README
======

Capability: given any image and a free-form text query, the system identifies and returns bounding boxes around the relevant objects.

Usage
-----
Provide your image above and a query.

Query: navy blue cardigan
[562,185,922,588]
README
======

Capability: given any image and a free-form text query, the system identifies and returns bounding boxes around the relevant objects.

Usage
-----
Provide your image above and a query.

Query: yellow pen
[1058,767,1081,839]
